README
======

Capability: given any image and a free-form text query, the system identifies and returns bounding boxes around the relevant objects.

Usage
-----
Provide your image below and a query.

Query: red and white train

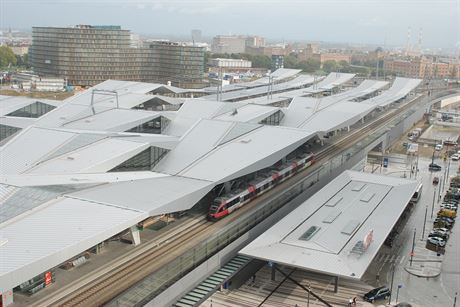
[208,153,315,220]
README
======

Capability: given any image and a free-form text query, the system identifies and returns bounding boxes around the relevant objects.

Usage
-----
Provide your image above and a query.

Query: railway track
[315,93,424,162]
[54,219,212,307]
[38,91,435,307]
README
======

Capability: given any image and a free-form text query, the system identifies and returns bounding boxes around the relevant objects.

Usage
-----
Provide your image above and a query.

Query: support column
[361,117,365,124]
[130,226,141,246]
[333,276,339,293]
[224,181,232,194]
[1,289,14,306]
[271,263,276,281]
[347,126,350,132]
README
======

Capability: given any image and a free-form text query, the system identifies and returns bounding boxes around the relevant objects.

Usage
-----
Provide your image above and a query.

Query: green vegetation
[16,53,29,68]
[283,54,320,73]
[0,46,17,68]
[207,51,374,77]
[208,52,272,69]
[0,89,73,100]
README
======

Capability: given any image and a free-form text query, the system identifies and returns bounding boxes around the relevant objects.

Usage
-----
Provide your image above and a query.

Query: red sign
[45,271,52,286]
[363,229,374,250]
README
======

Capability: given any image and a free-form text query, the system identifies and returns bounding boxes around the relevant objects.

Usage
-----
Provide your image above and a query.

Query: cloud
[357,16,388,27]
[127,0,229,15]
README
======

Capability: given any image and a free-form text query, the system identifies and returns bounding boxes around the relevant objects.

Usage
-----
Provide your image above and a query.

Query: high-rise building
[30,25,205,88]
[211,35,265,54]
[144,41,206,88]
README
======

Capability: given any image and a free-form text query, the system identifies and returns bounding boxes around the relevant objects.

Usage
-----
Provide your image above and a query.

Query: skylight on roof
[299,226,320,241]
[360,192,375,203]
[341,220,360,235]
[323,211,342,224]
[325,197,343,207]
[352,183,366,191]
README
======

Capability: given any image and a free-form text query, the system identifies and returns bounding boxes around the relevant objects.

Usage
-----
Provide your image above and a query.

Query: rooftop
[239,170,418,279]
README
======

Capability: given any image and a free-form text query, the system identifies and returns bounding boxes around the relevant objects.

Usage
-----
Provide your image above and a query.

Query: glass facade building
[30,26,205,88]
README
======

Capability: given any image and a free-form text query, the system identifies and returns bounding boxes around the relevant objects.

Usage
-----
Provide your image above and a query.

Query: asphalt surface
[365,154,459,307]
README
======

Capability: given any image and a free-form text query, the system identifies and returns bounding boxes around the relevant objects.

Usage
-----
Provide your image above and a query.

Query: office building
[30,25,205,88]
[383,57,460,79]
[211,35,265,54]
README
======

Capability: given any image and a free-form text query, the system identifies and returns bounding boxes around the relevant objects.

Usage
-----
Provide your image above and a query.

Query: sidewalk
[404,241,446,278]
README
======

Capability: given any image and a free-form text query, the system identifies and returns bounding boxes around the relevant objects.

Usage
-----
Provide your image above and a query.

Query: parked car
[443,140,458,146]
[436,216,455,223]
[452,154,460,161]
[433,177,440,185]
[429,163,442,171]
[433,227,451,233]
[434,218,454,229]
[437,208,457,218]
[428,237,446,247]
[363,286,391,302]
[435,144,443,151]
[441,204,458,211]
[428,231,449,241]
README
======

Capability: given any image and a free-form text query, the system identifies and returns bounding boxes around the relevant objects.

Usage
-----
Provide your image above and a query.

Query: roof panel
[70,175,213,215]
[179,125,315,182]
[0,197,147,293]
[0,127,76,175]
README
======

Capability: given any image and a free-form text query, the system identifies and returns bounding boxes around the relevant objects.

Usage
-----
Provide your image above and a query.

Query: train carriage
[208,153,314,220]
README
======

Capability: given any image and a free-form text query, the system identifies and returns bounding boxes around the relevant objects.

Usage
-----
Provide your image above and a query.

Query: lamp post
[431,187,437,219]
[388,264,395,305]
[422,206,428,240]
[410,228,416,266]
[396,284,403,304]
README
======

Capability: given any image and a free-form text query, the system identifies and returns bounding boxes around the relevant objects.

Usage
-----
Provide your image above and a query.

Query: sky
[1,0,460,49]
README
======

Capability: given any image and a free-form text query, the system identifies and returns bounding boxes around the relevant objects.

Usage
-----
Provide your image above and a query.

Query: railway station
[0,68,437,306]
[193,170,417,306]
[239,170,417,286]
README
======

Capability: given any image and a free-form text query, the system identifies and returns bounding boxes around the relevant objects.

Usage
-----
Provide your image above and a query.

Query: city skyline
[1,0,459,49]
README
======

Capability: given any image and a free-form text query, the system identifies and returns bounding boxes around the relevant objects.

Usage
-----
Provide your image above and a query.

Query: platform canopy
[240,171,418,280]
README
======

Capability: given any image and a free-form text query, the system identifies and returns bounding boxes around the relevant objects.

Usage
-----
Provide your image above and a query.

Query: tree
[0,46,17,68]
[338,60,349,69]
[251,55,272,69]
[283,54,298,69]
[322,60,338,73]
[304,58,321,72]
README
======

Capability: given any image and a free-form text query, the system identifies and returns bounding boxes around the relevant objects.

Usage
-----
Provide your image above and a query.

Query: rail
[108,89,445,306]
[34,87,458,307]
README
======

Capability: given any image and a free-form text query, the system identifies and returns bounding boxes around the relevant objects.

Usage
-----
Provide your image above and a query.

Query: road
[365,155,459,306]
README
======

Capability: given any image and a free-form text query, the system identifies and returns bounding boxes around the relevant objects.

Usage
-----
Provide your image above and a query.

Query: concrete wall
[440,95,460,108]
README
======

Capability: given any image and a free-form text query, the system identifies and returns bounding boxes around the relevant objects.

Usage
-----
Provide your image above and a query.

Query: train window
[255,187,261,193]
[264,183,270,189]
